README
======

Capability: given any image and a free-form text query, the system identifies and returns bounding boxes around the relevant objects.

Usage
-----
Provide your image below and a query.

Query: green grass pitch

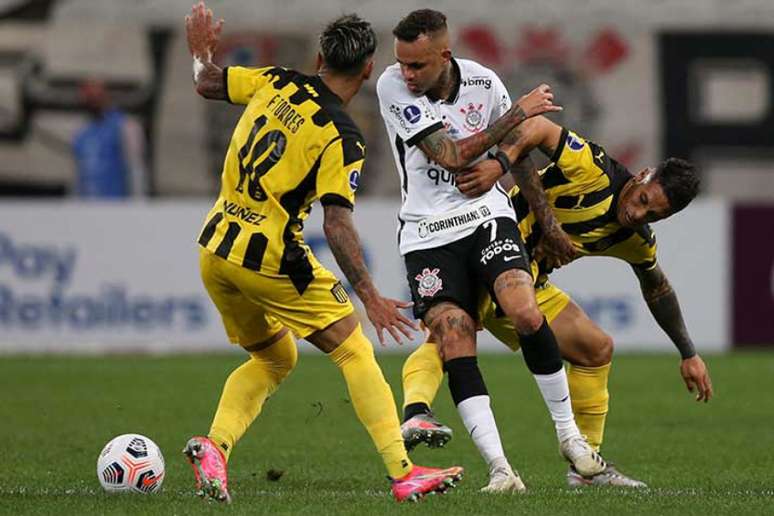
[1,351,773,515]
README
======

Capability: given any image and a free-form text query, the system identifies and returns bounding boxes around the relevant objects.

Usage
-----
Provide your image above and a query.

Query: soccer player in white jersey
[377,9,606,491]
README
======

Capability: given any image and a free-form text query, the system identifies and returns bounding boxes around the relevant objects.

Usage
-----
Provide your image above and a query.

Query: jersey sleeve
[489,73,512,120]
[377,71,443,147]
[225,66,277,105]
[317,132,366,210]
[548,128,612,181]
[605,224,659,270]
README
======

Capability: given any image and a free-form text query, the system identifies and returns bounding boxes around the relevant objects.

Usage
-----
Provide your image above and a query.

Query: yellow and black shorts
[479,281,571,351]
[199,248,354,346]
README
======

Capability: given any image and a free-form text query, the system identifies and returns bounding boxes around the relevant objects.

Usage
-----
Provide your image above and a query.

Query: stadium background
[0,0,771,354]
[1,1,773,514]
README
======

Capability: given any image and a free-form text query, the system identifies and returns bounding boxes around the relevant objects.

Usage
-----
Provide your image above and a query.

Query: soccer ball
[97,434,165,494]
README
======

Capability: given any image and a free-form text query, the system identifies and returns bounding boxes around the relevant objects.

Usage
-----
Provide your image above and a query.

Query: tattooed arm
[323,204,378,303]
[503,117,575,266]
[634,263,713,401]
[456,116,560,196]
[323,204,417,345]
[634,264,696,358]
[417,84,561,173]
[455,115,574,264]
[499,114,563,163]
[185,1,227,100]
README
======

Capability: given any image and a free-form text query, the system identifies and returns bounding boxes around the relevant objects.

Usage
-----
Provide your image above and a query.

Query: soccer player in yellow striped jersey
[401,114,714,487]
[181,2,462,503]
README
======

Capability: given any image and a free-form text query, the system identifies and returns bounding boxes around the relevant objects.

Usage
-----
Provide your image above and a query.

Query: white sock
[532,368,581,442]
[457,395,507,467]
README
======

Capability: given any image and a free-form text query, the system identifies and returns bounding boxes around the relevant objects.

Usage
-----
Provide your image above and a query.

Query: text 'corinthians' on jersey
[377,58,517,255]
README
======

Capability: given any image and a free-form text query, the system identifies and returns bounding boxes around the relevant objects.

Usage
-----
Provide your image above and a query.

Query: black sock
[444,356,488,406]
[403,402,431,422]
[518,317,563,375]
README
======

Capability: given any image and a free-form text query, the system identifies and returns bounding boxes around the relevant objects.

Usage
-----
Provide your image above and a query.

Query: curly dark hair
[392,9,447,42]
[319,14,377,75]
[654,157,700,214]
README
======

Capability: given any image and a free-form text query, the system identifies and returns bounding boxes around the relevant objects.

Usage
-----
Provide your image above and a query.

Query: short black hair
[319,14,376,75]
[392,9,447,42]
[655,157,700,214]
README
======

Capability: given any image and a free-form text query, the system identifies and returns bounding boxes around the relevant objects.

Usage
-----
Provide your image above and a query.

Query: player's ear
[441,47,452,62]
[315,52,324,72]
[362,59,374,81]
[634,167,651,183]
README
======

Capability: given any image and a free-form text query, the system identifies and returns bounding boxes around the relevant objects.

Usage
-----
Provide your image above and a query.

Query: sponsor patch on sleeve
[403,105,422,124]
[566,132,585,151]
[348,169,360,191]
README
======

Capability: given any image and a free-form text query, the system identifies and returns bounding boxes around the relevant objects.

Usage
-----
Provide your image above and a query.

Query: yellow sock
[567,362,611,452]
[209,331,298,461]
[402,341,444,409]
[329,324,412,479]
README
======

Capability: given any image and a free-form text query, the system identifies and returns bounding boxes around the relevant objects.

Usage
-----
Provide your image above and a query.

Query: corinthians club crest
[460,102,484,132]
[415,268,443,297]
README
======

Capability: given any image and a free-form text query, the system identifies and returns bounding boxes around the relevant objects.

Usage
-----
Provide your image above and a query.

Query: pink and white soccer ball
[97,434,165,493]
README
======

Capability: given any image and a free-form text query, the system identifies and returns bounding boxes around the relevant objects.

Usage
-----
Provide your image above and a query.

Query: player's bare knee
[494,269,542,333]
[425,305,475,359]
[510,305,544,335]
[574,332,614,367]
[594,333,614,365]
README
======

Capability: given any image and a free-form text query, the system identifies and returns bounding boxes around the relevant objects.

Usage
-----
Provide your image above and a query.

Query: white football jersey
[377,58,517,255]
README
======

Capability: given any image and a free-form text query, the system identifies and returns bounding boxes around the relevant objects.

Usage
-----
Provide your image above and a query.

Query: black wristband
[494,151,511,176]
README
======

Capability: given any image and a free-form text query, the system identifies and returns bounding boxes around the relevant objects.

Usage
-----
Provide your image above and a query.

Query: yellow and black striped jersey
[198,66,366,294]
[510,128,657,286]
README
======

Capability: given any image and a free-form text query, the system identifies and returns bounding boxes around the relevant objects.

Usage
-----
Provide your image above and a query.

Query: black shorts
[404,217,531,320]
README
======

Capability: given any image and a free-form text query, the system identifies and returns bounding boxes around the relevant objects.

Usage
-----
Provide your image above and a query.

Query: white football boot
[559,435,607,477]
[567,463,648,488]
[480,461,526,493]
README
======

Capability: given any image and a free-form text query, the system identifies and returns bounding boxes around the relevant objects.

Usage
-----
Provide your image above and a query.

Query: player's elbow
[447,157,474,175]
[429,155,464,174]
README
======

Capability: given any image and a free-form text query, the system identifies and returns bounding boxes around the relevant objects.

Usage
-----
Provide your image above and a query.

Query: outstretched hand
[533,228,577,270]
[680,354,713,402]
[185,1,223,59]
[517,84,563,118]
[364,297,418,346]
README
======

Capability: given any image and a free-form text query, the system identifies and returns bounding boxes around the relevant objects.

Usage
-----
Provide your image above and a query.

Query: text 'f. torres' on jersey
[198,66,366,295]
[377,58,517,255]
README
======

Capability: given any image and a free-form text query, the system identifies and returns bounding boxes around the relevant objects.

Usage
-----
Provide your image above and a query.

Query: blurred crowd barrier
[0,0,772,198]
[1,198,766,354]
